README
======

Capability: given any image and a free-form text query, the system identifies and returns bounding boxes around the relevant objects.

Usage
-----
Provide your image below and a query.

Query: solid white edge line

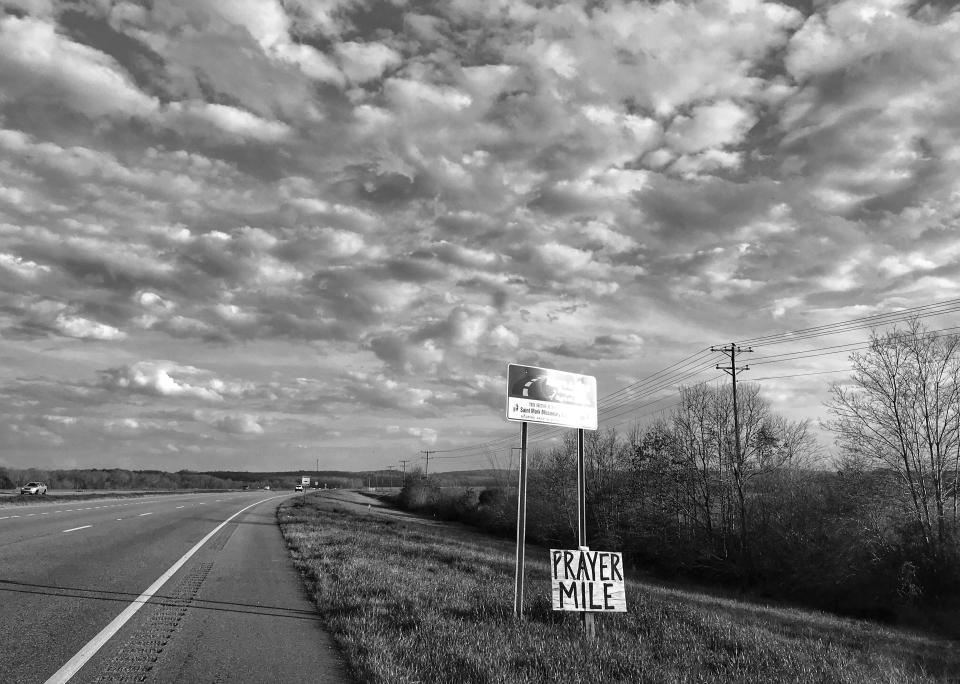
[62,525,93,533]
[44,495,284,684]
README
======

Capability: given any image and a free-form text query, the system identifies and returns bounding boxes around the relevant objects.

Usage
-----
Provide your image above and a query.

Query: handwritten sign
[550,548,626,612]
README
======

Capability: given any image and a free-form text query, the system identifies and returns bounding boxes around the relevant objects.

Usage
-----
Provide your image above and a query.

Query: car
[295,484,304,492]
[20,482,47,496]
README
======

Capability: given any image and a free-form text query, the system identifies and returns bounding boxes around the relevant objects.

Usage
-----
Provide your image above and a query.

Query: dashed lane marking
[63,525,93,533]
[137,513,153,517]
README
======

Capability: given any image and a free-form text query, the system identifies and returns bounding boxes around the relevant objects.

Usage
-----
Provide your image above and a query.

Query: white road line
[175,506,185,509]
[63,525,92,533]
[0,516,8,520]
[44,495,282,684]
[138,512,152,517]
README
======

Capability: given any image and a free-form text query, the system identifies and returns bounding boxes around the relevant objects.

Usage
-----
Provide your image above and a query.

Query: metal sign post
[513,421,529,618]
[577,428,595,638]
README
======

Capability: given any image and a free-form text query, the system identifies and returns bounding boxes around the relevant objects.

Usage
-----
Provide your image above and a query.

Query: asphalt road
[0,492,349,683]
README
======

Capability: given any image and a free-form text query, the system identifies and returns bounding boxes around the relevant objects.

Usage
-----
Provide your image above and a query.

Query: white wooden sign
[550,548,626,612]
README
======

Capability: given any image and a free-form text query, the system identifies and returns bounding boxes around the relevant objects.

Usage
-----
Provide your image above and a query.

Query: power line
[750,369,848,381]
[738,298,960,348]
[418,298,960,468]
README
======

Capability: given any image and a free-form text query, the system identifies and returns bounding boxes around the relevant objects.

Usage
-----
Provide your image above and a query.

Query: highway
[0,492,349,683]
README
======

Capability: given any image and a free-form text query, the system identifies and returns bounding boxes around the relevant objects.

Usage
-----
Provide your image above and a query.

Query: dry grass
[278,494,960,684]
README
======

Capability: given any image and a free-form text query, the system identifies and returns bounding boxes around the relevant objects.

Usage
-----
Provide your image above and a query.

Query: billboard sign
[301,476,310,486]
[550,548,626,612]
[506,364,597,430]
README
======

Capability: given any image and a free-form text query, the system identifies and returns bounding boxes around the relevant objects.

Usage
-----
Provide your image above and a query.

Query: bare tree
[826,319,960,555]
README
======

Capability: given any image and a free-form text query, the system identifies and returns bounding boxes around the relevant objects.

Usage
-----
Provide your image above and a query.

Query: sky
[1,0,959,474]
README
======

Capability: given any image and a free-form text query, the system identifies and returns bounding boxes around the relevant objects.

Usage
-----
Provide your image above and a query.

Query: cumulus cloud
[163,101,292,142]
[665,101,756,155]
[0,14,158,118]
[55,315,127,341]
[386,425,438,445]
[196,411,265,434]
[98,361,254,402]
[336,41,402,83]
[0,253,50,279]
[3,0,960,469]
[347,372,435,415]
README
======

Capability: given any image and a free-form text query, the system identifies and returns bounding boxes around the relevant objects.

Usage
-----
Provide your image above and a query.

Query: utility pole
[712,341,752,556]
[711,342,753,466]
[399,459,410,484]
[421,450,435,477]
[388,465,397,487]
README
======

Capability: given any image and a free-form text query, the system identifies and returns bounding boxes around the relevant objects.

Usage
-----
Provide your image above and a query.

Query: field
[278,493,960,683]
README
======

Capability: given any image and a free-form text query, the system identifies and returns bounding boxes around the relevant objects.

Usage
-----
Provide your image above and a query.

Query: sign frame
[505,363,597,431]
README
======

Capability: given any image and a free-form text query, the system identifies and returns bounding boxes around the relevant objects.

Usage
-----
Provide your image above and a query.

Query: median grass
[278,494,960,683]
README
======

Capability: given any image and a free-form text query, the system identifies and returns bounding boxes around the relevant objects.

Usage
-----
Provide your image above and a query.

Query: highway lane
[0,492,348,683]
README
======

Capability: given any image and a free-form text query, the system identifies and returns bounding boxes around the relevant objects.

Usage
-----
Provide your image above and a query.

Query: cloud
[0,253,50,280]
[368,335,445,376]
[665,101,756,155]
[98,361,254,402]
[162,101,292,142]
[347,372,436,415]
[55,315,127,341]
[198,411,264,435]
[386,424,438,445]
[3,0,960,470]
[336,41,402,83]
[0,15,158,118]
[546,333,645,360]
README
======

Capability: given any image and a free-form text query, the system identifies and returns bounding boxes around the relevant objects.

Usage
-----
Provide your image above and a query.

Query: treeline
[395,323,960,631]
[0,468,245,491]
[203,471,365,489]
[0,467,369,492]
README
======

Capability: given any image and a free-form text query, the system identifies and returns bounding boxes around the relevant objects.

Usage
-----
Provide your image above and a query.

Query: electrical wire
[414,297,960,469]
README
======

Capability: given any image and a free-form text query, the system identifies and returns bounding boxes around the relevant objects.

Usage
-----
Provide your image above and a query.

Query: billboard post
[513,421,528,618]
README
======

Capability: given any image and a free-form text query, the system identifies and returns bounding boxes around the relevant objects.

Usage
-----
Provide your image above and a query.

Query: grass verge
[278,494,960,683]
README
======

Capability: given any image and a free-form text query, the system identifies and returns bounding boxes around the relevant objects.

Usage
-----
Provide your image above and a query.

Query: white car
[295,484,304,492]
[20,482,47,495]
